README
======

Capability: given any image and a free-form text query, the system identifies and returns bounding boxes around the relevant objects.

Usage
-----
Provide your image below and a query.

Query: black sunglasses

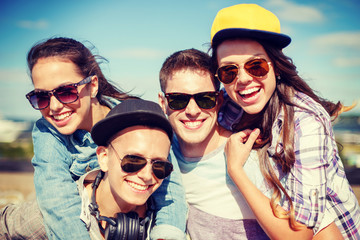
[26,76,92,110]
[110,144,173,180]
[165,91,219,110]
[215,58,272,84]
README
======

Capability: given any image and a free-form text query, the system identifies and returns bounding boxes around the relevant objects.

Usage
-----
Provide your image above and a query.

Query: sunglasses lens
[217,59,270,83]
[26,85,79,110]
[167,94,190,110]
[29,92,50,110]
[195,92,217,109]
[244,59,269,77]
[152,161,173,179]
[121,155,172,179]
[121,155,147,173]
[55,86,78,104]
[217,65,239,84]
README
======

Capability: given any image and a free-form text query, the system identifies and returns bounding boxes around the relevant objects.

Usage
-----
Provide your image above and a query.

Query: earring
[276,75,281,80]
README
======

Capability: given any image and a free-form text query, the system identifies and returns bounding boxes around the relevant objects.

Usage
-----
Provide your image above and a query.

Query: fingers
[230,128,260,144]
[245,128,260,147]
[225,128,261,170]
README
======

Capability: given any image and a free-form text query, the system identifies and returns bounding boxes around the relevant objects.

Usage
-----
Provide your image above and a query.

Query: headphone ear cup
[104,217,118,240]
[125,211,140,239]
[104,212,141,240]
[105,212,145,240]
[104,214,127,240]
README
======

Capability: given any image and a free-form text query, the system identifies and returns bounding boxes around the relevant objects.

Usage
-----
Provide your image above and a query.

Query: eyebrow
[220,54,269,65]
[34,81,80,91]
[124,153,169,162]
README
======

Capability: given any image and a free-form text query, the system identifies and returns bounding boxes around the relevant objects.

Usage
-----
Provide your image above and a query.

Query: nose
[49,95,64,111]
[184,98,201,116]
[235,67,252,85]
[137,162,154,182]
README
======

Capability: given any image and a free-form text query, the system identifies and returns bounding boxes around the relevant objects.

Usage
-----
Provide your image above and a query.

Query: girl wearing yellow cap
[211,3,360,239]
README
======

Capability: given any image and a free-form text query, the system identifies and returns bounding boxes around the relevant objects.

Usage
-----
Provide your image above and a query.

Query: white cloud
[267,0,324,23]
[0,68,29,83]
[106,48,165,60]
[333,57,360,67]
[17,20,49,30]
[312,32,360,50]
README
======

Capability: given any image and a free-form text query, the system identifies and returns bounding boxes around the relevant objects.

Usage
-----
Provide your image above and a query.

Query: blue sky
[1,0,359,121]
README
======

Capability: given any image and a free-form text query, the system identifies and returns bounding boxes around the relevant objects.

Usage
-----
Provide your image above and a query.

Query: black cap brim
[91,99,173,146]
[212,28,291,49]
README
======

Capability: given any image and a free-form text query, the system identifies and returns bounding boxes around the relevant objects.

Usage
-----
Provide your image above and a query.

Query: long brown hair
[211,39,344,229]
[27,37,137,105]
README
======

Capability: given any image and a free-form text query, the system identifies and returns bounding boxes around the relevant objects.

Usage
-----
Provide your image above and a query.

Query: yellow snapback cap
[211,4,291,48]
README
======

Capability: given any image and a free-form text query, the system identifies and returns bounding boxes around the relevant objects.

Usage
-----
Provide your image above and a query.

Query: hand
[225,128,260,176]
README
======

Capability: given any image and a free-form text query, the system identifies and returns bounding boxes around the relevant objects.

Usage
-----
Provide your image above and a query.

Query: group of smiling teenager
[1,3,360,240]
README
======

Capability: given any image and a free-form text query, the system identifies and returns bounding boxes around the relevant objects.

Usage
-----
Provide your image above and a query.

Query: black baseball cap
[91,99,173,146]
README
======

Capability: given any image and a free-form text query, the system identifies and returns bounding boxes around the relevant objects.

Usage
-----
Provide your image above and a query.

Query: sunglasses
[215,58,272,84]
[26,76,92,110]
[110,144,173,180]
[165,91,219,110]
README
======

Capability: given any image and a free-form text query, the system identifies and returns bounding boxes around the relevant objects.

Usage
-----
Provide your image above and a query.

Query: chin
[242,104,266,115]
[127,198,148,207]
[54,125,78,136]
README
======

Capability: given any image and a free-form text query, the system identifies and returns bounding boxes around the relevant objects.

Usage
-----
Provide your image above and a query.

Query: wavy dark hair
[27,37,137,105]
[211,39,344,229]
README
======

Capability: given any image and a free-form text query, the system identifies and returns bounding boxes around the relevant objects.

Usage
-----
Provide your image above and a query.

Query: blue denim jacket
[32,97,187,240]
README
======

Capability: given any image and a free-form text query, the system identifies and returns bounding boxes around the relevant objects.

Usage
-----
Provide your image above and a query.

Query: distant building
[0,116,32,143]
[333,115,360,168]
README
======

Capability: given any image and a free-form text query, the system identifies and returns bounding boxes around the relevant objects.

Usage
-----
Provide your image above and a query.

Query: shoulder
[79,169,99,185]
[101,96,122,109]
[292,92,330,120]
[270,92,332,140]
[77,170,99,196]
[32,118,96,158]
[291,92,333,134]
[32,117,68,145]
[269,92,335,154]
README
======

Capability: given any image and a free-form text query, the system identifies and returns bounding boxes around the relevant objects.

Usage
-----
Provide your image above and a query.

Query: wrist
[227,164,244,177]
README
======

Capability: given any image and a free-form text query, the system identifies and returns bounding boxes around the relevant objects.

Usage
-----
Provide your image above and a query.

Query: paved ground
[0,172,35,208]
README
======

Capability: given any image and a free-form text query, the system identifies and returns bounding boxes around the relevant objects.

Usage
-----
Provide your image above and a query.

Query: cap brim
[91,111,173,146]
[212,28,291,49]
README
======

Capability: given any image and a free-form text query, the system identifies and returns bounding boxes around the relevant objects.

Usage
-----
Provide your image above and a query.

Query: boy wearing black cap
[79,99,174,240]
[0,99,177,240]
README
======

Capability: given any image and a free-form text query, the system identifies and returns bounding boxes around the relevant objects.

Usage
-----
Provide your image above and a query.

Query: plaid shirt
[219,90,360,239]
[0,200,47,240]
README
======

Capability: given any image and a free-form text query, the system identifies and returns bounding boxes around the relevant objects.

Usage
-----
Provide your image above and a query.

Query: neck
[233,111,264,132]
[86,100,111,132]
[179,125,231,158]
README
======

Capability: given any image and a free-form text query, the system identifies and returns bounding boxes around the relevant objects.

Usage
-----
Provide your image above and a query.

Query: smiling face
[97,126,170,212]
[31,57,98,134]
[217,39,276,115]
[159,69,222,156]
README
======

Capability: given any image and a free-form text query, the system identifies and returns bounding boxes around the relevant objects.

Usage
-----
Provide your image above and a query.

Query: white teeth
[184,121,202,128]
[240,87,260,95]
[53,112,71,121]
[127,181,149,191]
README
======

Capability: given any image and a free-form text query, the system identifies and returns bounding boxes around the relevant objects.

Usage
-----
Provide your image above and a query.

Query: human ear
[90,75,99,98]
[158,92,167,114]
[96,146,109,172]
